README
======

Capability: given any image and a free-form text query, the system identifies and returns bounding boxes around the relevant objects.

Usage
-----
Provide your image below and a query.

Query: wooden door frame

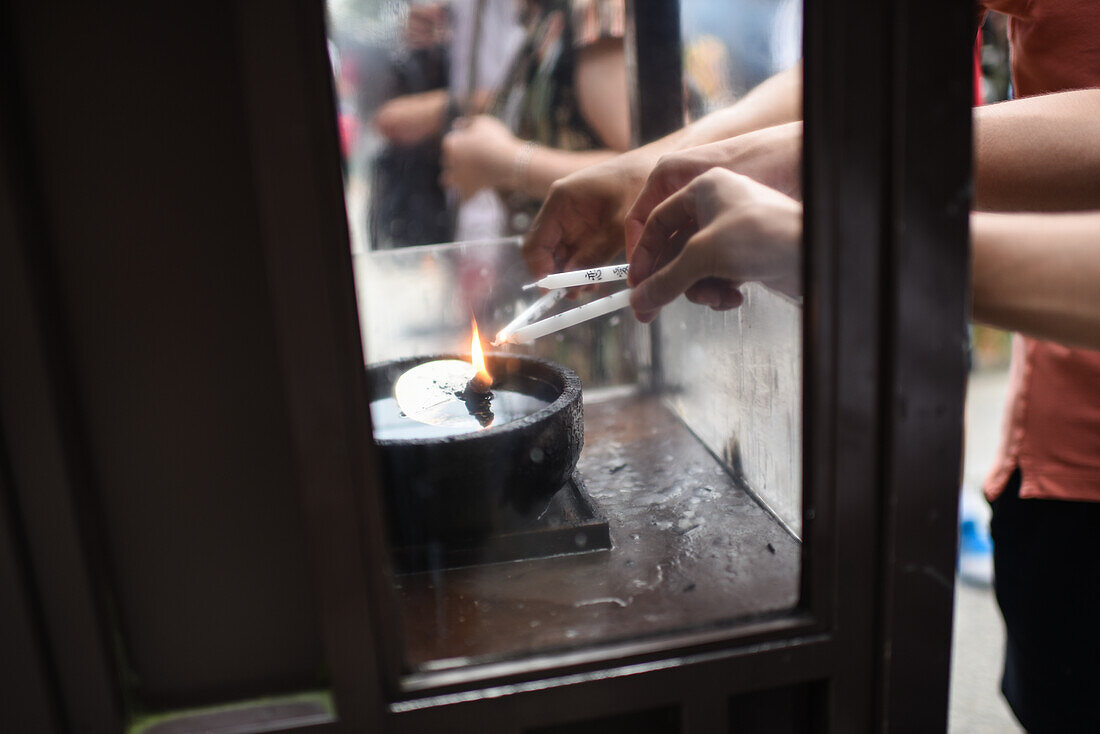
[0,0,971,731]
[238,0,971,729]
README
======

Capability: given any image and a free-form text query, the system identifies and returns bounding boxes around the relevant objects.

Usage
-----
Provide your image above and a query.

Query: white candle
[507,289,633,344]
[522,264,630,291]
[492,289,567,345]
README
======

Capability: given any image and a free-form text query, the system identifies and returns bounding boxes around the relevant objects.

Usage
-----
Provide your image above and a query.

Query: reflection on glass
[327,0,629,253]
[327,0,803,679]
[674,0,803,535]
[682,0,801,119]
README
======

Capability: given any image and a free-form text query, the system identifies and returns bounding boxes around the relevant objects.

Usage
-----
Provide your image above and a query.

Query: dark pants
[990,470,1100,732]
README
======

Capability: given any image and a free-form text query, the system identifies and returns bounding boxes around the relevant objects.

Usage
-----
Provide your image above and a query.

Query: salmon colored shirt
[980,0,1100,502]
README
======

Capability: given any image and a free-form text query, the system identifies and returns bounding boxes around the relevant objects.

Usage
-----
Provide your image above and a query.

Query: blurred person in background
[367,2,476,247]
[440,0,630,239]
[368,0,630,245]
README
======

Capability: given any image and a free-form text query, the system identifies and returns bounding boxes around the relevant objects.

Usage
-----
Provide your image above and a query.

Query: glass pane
[326,0,802,680]
[675,0,804,535]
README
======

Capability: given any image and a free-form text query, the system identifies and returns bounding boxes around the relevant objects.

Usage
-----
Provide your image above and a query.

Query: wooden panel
[729,682,824,734]
[232,0,392,728]
[802,0,889,726]
[529,705,680,734]
[0,6,124,728]
[7,0,324,709]
[0,463,62,734]
[389,638,834,733]
[877,0,972,728]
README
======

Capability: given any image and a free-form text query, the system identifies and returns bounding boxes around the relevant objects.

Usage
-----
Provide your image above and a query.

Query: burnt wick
[466,372,493,394]
[456,380,494,428]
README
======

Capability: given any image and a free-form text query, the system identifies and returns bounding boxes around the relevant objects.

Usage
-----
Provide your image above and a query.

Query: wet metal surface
[395,393,801,670]
[660,284,803,536]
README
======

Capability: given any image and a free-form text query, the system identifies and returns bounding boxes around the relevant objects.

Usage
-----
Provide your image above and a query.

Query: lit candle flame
[471,319,492,386]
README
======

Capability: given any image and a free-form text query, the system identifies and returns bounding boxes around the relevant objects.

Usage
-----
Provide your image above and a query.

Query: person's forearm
[519,65,803,276]
[596,64,804,172]
[971,211,1100,349]
[675,63,803,150]
[974,89,1100,211]
[515,146,618,198]
[574,38,631,152]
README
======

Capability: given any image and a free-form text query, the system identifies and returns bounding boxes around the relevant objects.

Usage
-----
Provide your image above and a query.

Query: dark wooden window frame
[234,0,970,730]
[0,0,971,731]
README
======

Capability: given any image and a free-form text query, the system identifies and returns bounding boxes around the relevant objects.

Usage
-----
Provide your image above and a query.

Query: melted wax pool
[370,358,560,440]
[370,390,551,440]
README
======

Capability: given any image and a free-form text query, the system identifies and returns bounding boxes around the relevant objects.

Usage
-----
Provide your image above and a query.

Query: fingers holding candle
[685,277,745,310]
[624,147,716,260]
[522,157,649,279]
[627,168,803,323]
[623,126,804,261]
[511,169,800,336]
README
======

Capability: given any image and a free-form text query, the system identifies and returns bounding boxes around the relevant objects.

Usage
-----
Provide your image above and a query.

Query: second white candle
[507,289,633,344]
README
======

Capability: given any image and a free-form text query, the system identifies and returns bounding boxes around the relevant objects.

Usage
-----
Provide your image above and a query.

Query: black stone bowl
[366,353,583,547]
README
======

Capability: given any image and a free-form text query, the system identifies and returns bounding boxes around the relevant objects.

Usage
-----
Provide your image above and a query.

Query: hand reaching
[522,149,656,278]
[404,3,449,49]
[440,115,519,200]
[627,168,802,323]
[624,122,802,257]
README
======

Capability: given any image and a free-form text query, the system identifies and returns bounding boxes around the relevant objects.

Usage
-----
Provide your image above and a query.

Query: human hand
[374,89,449,146]
[627,168,802,323]
[522,149,657,278]
[405,3,449,49]
[624,122,802,257]
[440,115,519,200]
